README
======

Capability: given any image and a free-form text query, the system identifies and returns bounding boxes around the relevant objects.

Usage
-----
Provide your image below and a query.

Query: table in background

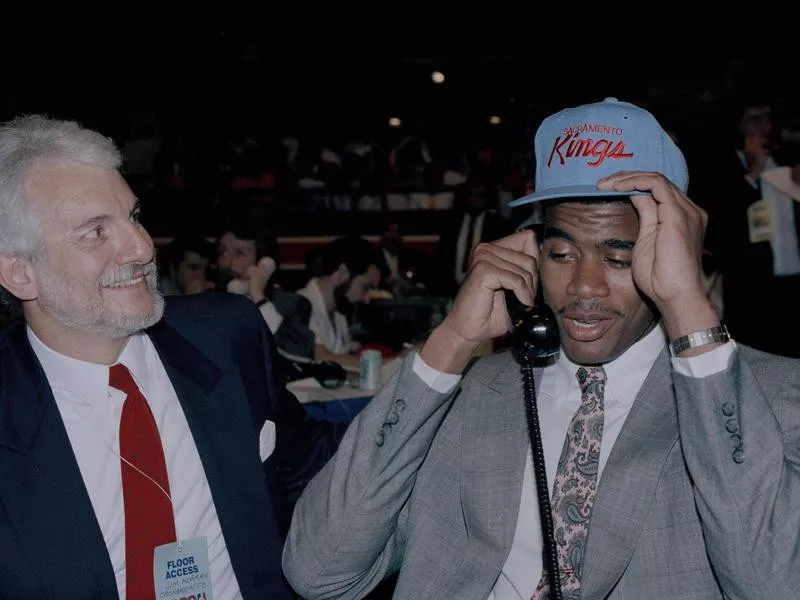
[290,382,372,423]
[290,355,404,423]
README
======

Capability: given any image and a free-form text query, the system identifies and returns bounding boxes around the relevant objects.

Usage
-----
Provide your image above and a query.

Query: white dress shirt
[383,248,400,279]
[28,328,242,600]
[411,323,735,600]
[297,277,351,355]
[225,278,284,333]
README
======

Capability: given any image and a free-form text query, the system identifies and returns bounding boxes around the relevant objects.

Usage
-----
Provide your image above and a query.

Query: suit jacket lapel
[581,349,679,600]
[458,356,542,575]
[0,322,118,599]
[147,320,289,599]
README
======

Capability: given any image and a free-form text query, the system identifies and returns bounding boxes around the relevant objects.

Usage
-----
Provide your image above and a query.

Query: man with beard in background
[216,211,318,360]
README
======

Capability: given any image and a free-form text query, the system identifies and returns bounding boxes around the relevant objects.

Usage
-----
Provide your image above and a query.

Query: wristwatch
[669,324,730,356]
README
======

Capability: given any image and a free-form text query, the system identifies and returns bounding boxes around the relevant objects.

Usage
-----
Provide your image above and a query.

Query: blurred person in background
[217,210,316,360]
[158,232,216,296]
[299,236,383,370]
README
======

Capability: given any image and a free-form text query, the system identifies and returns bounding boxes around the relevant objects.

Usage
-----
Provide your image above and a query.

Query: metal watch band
[669,324,730,356]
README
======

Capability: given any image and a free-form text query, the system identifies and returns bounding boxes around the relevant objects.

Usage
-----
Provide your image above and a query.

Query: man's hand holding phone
[247,257,277,304]
[420,229,539,375]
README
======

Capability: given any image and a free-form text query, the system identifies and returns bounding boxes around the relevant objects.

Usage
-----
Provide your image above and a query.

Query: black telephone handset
[506,290,564,600]
[508,294,560,364]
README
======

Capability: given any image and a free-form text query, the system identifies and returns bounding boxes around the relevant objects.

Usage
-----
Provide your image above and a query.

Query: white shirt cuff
[412,353,461,394]
[671,340,736,378]
[258,301,284,334]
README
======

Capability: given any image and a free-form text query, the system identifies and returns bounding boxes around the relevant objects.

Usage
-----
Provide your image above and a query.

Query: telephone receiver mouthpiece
[505,291,560,363]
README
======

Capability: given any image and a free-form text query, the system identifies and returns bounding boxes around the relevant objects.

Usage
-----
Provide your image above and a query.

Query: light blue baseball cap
[510,97,688,207]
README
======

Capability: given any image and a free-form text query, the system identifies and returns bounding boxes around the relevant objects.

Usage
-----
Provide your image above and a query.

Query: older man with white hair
[0,115,318,599]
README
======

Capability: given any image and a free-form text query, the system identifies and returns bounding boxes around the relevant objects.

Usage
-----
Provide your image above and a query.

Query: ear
[334,263,350,285]
[0,255,38,302]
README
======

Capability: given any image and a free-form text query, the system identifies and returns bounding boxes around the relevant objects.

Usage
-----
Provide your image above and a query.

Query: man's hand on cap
[596,171,720,341]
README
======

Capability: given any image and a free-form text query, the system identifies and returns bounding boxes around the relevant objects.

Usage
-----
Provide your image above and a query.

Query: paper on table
[287,355,406,404]
[289,377,322,389]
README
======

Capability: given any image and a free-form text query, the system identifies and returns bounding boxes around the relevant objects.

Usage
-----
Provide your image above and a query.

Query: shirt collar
[116,334,150,395]
[553,321,668,408]
[302,278,324,312]
[305,277,341,323]
[27,327,151,418]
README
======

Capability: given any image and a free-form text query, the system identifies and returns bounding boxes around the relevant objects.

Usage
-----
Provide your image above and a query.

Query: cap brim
[508,185,632,207]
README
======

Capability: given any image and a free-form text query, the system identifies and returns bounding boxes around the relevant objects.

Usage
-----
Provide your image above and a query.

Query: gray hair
[0,114,122,257]
[0,115,122,305]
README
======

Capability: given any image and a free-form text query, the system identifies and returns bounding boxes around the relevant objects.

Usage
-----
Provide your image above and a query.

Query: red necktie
[110,363,177,599]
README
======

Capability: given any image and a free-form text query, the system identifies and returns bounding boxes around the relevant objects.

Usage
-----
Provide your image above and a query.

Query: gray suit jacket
[283,344,800,599]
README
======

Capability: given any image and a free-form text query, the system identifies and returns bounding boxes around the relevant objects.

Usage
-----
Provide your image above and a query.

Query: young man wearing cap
[283,99,800,599]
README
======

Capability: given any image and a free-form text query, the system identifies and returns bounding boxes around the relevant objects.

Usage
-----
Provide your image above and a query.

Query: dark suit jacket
[700,148,800,356]
[0,293,342,599]
[271,287,316,359]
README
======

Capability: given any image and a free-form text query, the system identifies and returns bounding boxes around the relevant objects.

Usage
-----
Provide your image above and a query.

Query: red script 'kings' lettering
[546,133,634,168]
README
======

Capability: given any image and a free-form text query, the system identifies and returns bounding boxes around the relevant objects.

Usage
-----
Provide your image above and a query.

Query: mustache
[98,263,158,287]
[556,300,623,318]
